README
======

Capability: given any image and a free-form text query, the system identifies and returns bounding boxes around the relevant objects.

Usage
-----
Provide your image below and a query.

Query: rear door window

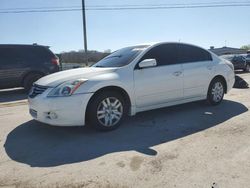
[16,46,54,61]
[0,47,20,64]
[31,46,55,60]
[178,44,212,63]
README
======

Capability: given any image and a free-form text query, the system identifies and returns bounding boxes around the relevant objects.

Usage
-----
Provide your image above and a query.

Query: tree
[240,45,250,50]
[104,49,111,53]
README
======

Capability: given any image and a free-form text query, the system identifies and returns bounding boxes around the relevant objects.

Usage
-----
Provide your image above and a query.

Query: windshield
[92,45,149,68]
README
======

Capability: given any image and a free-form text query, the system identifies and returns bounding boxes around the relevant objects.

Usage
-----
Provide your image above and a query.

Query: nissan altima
[28,42,235,131]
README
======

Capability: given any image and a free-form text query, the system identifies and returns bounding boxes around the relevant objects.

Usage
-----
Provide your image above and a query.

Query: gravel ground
[0,72,249,188]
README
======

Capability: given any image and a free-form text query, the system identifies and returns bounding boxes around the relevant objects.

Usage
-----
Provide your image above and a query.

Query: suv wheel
[244,64,250,72]
[23,73,43,92]
[207,78,225,105]
[87,91,128,131]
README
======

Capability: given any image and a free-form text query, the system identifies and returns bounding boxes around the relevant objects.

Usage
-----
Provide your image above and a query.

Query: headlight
[48,79,87,97]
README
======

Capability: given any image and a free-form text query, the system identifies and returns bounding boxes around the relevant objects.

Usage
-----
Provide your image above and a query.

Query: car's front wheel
[207,78,225,105]
[87,91,127,131]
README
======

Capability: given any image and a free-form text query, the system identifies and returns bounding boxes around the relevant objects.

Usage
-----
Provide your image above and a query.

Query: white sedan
[28,42,235,131]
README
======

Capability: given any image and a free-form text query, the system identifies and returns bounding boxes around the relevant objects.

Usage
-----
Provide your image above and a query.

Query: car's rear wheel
[207,78,225,105]
[23,73,43,92]
[244,64,250,72]
[87,91,128,131]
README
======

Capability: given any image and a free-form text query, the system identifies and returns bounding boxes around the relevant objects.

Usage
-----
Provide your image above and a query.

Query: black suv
[221,54,250,72]
[246,54,250,63]
[0,44,60,91]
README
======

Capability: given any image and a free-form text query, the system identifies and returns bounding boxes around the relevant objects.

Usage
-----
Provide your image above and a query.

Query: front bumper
[28,89,93,126]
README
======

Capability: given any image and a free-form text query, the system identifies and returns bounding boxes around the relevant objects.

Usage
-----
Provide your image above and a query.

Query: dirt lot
[0,73,250,188]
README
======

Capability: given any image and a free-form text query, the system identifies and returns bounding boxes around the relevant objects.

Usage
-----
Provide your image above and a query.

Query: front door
[134,44,183,108]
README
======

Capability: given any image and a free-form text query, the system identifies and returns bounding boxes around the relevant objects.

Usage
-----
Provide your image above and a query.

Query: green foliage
[60,50,110,64]
[240,45,250,50]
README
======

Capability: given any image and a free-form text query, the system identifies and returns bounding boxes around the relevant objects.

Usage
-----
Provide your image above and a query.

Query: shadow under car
[4,99,248,167]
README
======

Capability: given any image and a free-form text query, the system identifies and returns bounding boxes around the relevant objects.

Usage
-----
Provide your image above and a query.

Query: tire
[23,73,43,92]
[244,64,250,72]
[207,78,225,105]
[86,91,128,131]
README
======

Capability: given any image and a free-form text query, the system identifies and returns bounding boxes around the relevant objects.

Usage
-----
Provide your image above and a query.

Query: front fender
[75,72,136,115]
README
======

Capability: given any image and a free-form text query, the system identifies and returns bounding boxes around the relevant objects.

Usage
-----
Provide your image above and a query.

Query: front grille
[29,84,48,98]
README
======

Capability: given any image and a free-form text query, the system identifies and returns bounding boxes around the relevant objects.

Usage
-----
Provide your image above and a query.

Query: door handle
[173,71,182,76]
[207,65,213,70]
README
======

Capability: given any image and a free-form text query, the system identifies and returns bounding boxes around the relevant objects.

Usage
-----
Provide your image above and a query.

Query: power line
[86,1,250,7]
[0,3,250,14]
[1,1,250,10]
[0,8,82,14]
[0,5,80,11]
[89,3,250,10]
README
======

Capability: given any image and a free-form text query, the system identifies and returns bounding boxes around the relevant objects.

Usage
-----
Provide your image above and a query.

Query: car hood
[36,67,117,87]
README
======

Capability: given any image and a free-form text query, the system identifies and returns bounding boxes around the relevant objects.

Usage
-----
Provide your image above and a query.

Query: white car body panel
[182,60,215,98]
[134,64,183,108]
[28,42,235,126]
[36,67,117,87]
[28,88,93,126]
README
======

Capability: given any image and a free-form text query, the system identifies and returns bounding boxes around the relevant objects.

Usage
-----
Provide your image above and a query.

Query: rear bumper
[28,90,93,126]
[226,71,235,93]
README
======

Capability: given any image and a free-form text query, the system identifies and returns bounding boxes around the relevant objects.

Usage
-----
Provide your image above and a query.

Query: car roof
[134,41,208,50]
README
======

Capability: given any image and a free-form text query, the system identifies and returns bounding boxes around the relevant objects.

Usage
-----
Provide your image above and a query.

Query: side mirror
[139,59,157,69]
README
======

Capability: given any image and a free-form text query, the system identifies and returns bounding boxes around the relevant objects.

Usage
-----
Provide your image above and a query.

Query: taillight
[51,58,59,66]
[224,60,234,71]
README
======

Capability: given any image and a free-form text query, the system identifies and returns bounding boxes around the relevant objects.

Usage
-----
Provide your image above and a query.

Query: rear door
[134,44,183,108]
[178,44,214,98]
[15,46,42,74]
[0,46,25,88]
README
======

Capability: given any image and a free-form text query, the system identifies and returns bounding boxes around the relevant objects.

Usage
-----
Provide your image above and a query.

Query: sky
[0,0,250,53]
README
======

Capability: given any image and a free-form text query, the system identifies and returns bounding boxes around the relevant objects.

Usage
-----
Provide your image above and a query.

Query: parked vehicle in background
[28,42,235,131]
[246,54,250,63]
[0,44,60,91]
[221,54,250,72]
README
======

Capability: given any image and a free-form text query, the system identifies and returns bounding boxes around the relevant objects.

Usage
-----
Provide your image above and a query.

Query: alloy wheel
[96,97,123,127]
[211,82,224,102]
